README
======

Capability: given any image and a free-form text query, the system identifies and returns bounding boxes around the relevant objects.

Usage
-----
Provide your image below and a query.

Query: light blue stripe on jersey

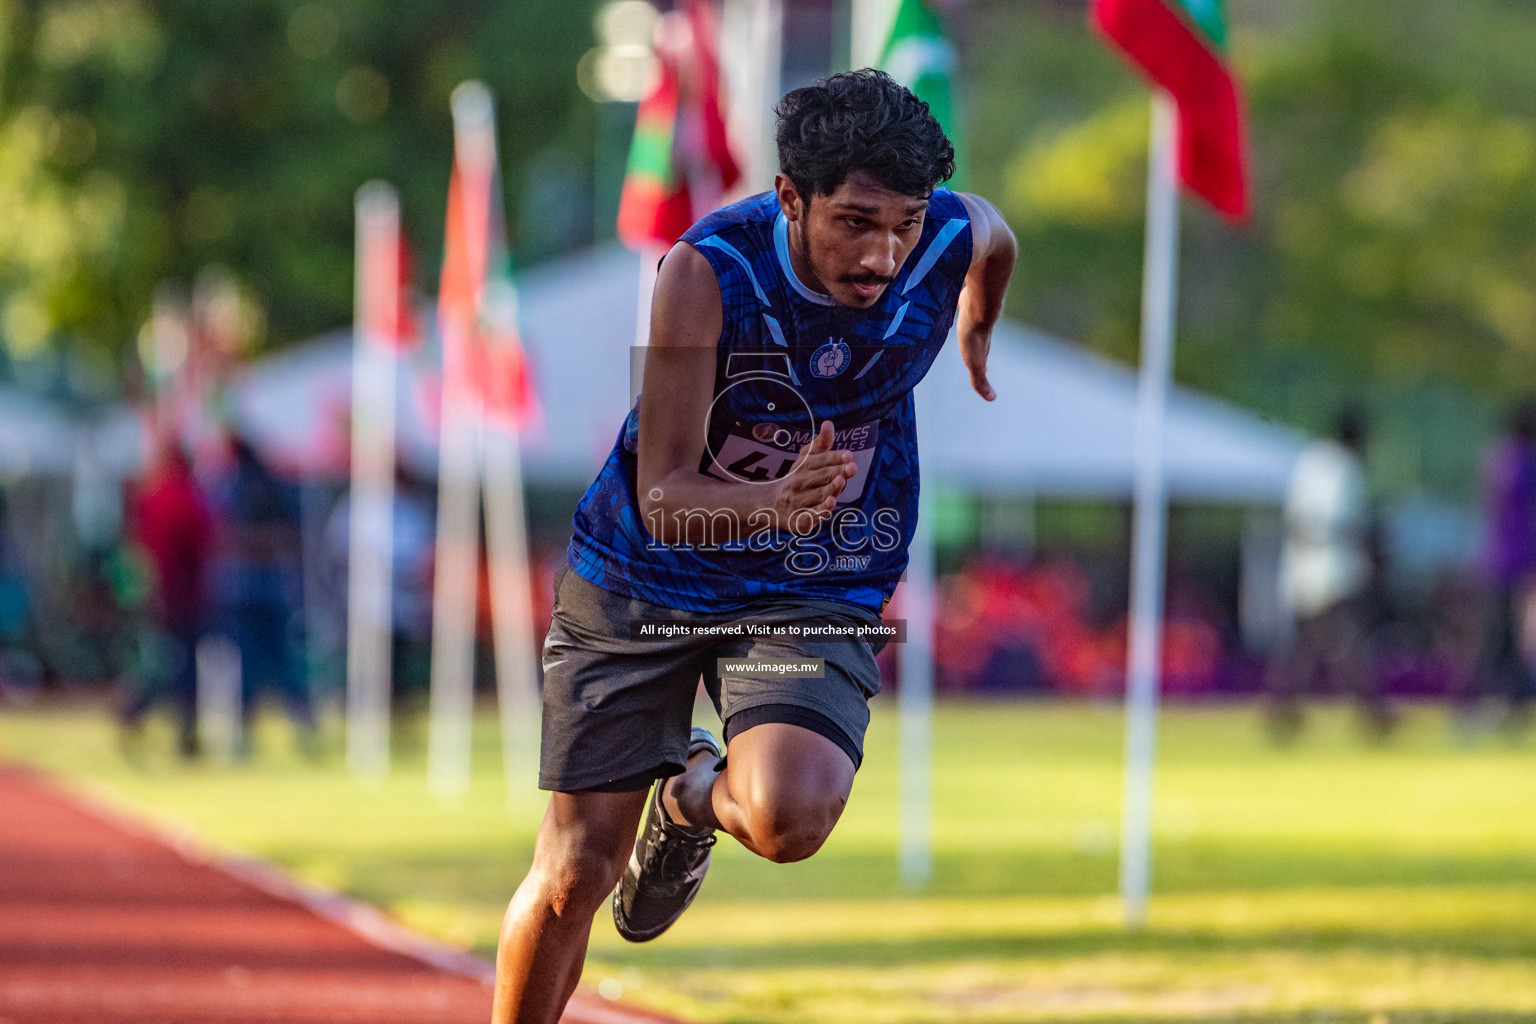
[761,314,802,382]
[902,218,967,295]
[695,235,770,307]
[773,214,837,306]
[761,312,789,346]
[852,350,884,380]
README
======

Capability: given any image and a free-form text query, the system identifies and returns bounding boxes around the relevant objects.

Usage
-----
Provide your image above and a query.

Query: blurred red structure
[931,554,1226,697]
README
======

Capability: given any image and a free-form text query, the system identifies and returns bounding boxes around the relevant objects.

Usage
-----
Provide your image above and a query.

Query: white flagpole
[481,420,539,805]
[427,82,497,802]
[1120,92,1180,928]
[196,634,242,762]
[346,181,401,781]
[449,82,541,807]
[853,0,927,889]
[427,368,481,801]
[898,453,937,888]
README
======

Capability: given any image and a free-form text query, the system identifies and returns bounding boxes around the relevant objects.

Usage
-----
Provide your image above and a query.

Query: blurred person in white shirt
[1269,407,1393,741]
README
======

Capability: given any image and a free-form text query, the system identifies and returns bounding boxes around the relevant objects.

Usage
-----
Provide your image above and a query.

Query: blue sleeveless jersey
[567,189,973,613]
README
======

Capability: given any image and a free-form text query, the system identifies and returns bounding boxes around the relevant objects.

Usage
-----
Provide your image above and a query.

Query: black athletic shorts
[537,564,887,793]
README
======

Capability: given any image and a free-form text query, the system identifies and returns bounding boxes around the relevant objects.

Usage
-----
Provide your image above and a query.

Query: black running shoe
[612,727,721,942]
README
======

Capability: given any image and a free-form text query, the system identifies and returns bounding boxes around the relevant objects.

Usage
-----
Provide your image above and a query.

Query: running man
[493,70,1016,1022]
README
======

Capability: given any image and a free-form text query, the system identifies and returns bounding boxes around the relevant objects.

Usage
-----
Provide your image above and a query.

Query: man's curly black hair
[775,69,955,202]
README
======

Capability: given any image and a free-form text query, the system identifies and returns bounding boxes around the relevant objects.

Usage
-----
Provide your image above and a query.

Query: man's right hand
[639,245,855,546]
[774,420,856,535]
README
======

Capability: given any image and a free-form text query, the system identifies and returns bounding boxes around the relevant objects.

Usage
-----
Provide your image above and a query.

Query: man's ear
[774,173,804,222]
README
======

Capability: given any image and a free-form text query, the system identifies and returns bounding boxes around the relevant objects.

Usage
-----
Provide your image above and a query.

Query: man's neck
[784,217,831,298]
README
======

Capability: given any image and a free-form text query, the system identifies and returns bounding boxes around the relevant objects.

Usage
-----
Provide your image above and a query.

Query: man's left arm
[954,192,1017,402]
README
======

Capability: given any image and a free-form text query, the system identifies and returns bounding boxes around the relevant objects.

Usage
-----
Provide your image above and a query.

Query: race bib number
[705,421,878,506]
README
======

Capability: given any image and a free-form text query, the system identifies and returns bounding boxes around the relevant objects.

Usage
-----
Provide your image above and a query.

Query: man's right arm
[634,243,856,546]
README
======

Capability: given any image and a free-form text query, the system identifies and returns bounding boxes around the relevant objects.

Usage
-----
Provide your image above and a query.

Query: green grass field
[3,699,1536,1023]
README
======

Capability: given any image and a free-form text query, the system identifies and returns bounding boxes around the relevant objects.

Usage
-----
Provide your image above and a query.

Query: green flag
[877,0,965,188]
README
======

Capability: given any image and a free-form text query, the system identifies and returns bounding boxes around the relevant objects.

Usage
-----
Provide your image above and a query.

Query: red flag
[364,234,419,350]
[438,166,477,359]
[1090,0,1250,222]
[438,89,539,430]
[617,0,742,248]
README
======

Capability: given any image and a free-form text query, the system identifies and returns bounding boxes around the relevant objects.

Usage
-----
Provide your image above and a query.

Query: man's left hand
[959,322,996,402]
[954,192,1016,404]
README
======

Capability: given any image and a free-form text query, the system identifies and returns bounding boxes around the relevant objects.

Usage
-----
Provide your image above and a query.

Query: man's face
[776,171,929,309]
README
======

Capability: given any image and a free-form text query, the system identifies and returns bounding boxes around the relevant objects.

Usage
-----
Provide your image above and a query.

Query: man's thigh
[707,605,883,770]
[539,566,712,792]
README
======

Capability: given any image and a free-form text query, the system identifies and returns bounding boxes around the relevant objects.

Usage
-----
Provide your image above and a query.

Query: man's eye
[845,217,866,228]
[900,220,918,230]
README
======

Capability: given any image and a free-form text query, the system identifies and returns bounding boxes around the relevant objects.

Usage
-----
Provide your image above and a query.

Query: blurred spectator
[0,490,43,705]
[386,468,436,716]
[120,440,213,758]
[1268,407,1393,741]
[211,437,316,753]
[48,542,142,689]
[1464,398,1536,731]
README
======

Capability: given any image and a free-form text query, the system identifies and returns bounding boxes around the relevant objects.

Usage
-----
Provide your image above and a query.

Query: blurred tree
[0,0,600,381]
[960,0,1536,496]
[4,0,1536,503]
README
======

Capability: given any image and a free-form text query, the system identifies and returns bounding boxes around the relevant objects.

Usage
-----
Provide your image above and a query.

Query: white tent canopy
[98,244,1306,500]
[0,386,84,477]
[493,244,1305,502]
[915,325,1306,501]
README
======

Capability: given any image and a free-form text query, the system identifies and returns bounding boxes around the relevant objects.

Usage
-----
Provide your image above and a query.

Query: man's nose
[863,237,898,278]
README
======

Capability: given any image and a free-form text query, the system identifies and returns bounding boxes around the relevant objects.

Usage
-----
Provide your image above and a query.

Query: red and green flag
[878,0,965,188]
[617,0,741,248]
[439,89,538,431]
[1090,0,1250,221]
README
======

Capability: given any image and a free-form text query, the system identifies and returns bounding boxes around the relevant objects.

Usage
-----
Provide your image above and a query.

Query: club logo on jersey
[751,422,777,442]
[810,338,852,378]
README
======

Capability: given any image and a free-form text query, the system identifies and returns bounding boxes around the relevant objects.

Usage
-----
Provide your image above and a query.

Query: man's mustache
[840,273,894,286]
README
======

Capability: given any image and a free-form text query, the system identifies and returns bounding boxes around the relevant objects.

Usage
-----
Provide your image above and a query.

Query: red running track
[0,765,675,1024]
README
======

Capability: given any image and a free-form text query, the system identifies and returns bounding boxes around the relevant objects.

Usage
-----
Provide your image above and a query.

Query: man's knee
[740,792,844,864]
[720,721,856,863]
[530,841,629,916]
